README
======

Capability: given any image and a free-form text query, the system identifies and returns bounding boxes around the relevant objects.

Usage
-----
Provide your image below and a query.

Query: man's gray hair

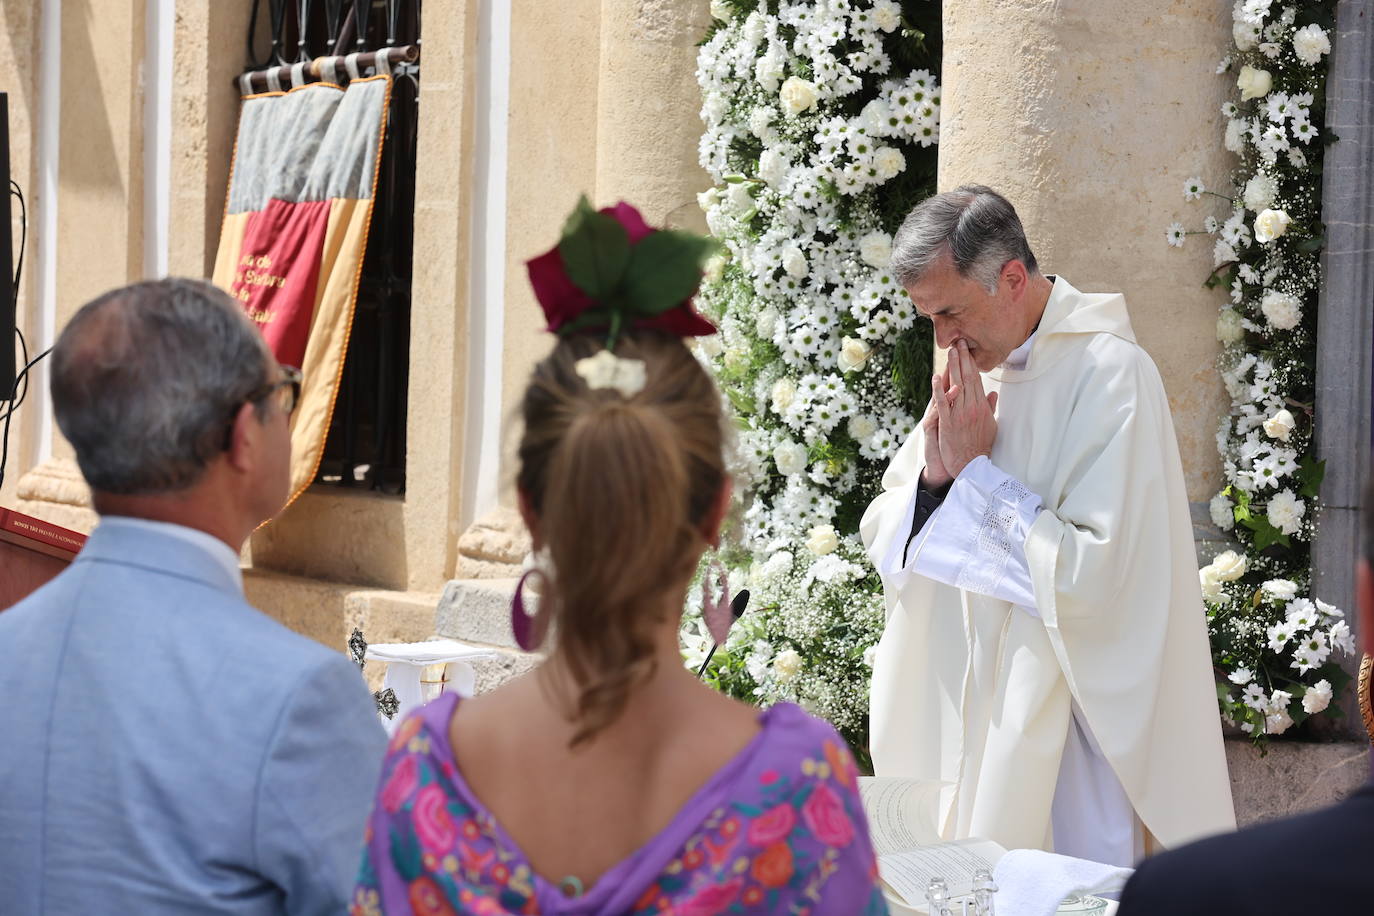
[51,278,274,495]
[890,185,1039,292]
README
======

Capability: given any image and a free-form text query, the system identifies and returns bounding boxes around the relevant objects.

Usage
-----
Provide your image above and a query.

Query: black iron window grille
[244,0,420,495]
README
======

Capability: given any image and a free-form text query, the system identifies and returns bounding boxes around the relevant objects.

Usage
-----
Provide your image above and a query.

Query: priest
[861,186,1235,867]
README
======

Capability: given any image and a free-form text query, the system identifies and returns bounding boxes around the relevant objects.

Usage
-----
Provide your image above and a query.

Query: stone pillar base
[15,458,97,534]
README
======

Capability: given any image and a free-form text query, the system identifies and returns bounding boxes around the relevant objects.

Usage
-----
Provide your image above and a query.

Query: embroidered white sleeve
[908,456,1043,612]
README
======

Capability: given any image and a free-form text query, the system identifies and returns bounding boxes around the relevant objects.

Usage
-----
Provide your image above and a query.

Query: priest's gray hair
[890,185,1040,293]
[51,278,274,495]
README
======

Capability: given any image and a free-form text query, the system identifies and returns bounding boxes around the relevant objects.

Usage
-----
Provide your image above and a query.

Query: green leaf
[1297,456,1326,499]
[1296,236,1325,254]
[558,196,631,300]
[1239,512,1291,550]
[621,230,719,317]
[1231,486,1253,524]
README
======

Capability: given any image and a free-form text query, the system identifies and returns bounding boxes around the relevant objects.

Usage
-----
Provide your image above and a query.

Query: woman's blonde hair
[517,330,726,746]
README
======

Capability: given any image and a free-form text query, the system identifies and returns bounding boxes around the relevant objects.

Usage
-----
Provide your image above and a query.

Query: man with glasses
[0,279,386,914]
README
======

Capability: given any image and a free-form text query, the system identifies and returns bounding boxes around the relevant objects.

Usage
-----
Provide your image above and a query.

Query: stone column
[15,0,148,532]
[1313,2,1374,649]
[0,0,43,508]
[940,0,1232,506]
[592,0,711,227]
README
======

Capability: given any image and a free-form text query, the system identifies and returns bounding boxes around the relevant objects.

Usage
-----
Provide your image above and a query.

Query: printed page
[857,776,945,856]
[878,839,1008,908]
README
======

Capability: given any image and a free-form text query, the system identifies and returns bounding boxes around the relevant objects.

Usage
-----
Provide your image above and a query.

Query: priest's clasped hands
[920,339,998,490]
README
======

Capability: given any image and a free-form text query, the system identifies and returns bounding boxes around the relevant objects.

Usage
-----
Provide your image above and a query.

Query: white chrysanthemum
[1260,289,1301,330]
[1216,308,1245,344]
[1210,493,1235,531]
[1166,223,1187,248]
[1267,489,1306,536]
[1285,598,1318,632]
[1267,620,1296,653]
[1213,239,1237,267]
[755,307,779,339]
[847,414,877,441]
[1302,680,1333,715]
[1182,177,1205,201]
[781,244,809,279]
[1329,621,1357,655]
[1233,19,1260,50]
[1228,667,1254,685]
[1264,579,1297,601]
[1292,24,1331,65]
[1225,119,1247,153]
[859,231,893,268]
[1242,173,1278,212]
[872,0,902,32]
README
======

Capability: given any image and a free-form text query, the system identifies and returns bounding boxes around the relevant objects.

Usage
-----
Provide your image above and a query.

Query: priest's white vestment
[861,276,1235,858]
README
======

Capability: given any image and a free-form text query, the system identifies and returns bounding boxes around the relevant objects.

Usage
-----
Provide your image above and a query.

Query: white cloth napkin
[992,849,1132,916]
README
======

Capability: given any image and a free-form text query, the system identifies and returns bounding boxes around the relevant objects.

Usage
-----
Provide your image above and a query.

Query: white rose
[1263,408,1296,441]
[837,337,873,373]
[709,0,731,21]
[1267,488,1306,535]
[772,647,803,682]
[1292,24,1331,65]
[781,245,809,279]
[695,334,724,359]
[1243,173,1278,212]
[1302,679,1333,714]
[1225,119,1247,153]
[779,76,821,117]
[873,146,907,181]
[1253,207,1291,242]
[703,252,727,285]
[1233,20,1260,51]
[847,414,878,441]
[1199,565,1225,602]
[1260,289,1301,330]
[770,377,797,413]
[755,307,779,339]
[1238,65,1273,101]
[858,231,893,268]
[697,187,722,213]
[727,180,755,214]
[1211,549,1248,581]
[1262,578,1300,601]
[806,524,839,556]
[773,440,807,475]
[1216,308,1245,344]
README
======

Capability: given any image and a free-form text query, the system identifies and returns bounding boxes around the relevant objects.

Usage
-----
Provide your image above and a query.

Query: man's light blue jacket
[0,520,388,914]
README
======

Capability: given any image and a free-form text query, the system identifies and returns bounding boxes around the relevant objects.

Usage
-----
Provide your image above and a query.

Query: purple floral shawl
[352,693,888,915]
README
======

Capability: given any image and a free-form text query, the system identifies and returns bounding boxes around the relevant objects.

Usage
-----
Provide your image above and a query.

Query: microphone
[696,588,750,679]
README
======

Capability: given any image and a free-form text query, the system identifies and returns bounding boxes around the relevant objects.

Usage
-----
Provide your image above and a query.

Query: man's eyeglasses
[245,364,302,416]
[222,365,302,451]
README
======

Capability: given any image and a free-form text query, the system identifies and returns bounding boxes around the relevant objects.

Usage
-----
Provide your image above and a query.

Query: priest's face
[905,253,1032,372]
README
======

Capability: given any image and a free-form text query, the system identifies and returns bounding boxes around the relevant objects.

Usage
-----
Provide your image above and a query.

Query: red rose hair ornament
[525,197,719,349]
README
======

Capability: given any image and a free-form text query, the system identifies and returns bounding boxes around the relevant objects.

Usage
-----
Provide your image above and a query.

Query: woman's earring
[510,569,544,652]
[701,558,734,645]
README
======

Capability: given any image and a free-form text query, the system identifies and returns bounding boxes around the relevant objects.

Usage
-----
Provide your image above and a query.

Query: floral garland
[682,0,941,762]
[1168,0,1352,743]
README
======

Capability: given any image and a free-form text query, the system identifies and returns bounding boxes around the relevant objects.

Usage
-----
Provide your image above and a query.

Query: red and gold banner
[213,74,392,509]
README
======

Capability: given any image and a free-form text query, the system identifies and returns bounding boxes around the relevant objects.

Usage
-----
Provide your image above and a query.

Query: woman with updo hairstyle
[355,201,886,915]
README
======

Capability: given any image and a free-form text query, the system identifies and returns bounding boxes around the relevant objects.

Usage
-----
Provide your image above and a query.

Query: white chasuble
[861,276,1235,858]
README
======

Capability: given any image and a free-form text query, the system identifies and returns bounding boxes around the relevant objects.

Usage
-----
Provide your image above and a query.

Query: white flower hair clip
[574,349,647,398]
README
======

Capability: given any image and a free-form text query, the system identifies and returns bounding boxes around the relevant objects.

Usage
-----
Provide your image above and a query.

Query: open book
[858,777,1008,913]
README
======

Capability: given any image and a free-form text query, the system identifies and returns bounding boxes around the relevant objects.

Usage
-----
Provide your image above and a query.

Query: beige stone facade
[1,0,1237,650]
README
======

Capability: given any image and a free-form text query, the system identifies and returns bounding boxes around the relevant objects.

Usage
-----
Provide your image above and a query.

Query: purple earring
[701,559,734,646]
[511,569,543,652]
